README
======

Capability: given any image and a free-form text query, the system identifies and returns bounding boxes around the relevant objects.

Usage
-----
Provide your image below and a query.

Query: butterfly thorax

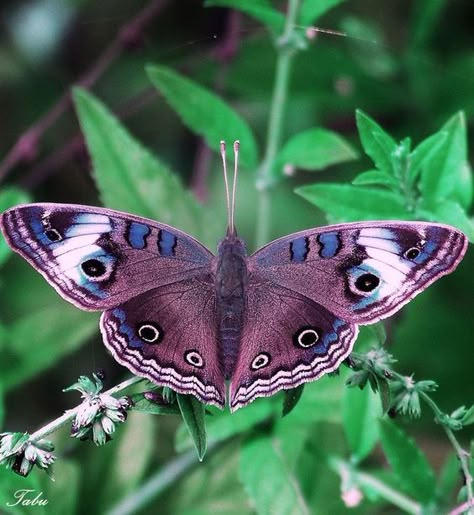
[215,234,248,379]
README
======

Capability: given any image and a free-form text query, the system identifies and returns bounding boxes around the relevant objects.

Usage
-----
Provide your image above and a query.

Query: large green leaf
[299,0,345,26]
[1,306,98,390]
[343,385,381,461]
[379,419,436,504]
[40,460,80,515]
[205,0,284,33]
[274,128,357,179]
[0,187,31,267]
[420,112,472,209]
[356,110,397,176]
[352,169,398,188]
[296,183,408,221]
[177,394,207,461]
[147,65,259,170]
[73,88,217,246]
[240,434,311,515]
[408,130,447,186]
[0,468,45,515]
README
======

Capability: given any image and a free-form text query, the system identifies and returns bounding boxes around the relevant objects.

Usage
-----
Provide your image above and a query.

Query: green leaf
[418,199,474,241]
[99,412,155,505]
[408,130,447,186]
[147,64,258,170]
[296,183,408,222]
[176,398,277,452]
[40,460,80,515]
[177,394,207,461]
[282,385,305,417]
[436,452,462,502]
[73,88,217,246]
[420,112,472,209]
[343,385,381,461]
[459,404,474,426]
[356,110,397,176]
[0,187,31,267]
[379,419,436,503]
[0,467,45,515]
[299,0,345,26]
[352,169,398,187]
[240,434,310,515]
[129,393,181,415]
[1,306,98,391]
[205,0,284,34]
[275,128,358,178]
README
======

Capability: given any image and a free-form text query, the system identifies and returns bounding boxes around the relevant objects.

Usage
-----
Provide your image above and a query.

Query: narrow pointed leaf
[379,419,436,503]
[177,394,207,461]
[343,386,381,461]
[205,0,284,33]
[356,110,397,176]
[147,64,258,169]
[408,130,447,186]
[275,128,357,179]
[240,434,310,515]
[420,112,472,209]
[296,183,408,221]
[282,385,305,417]
[72,88,217,246]
[352,169,398,187]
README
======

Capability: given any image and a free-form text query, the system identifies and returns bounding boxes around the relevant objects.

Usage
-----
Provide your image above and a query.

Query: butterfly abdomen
[215,236,248,379]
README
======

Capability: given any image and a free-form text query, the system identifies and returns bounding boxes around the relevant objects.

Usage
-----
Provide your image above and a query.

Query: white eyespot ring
[185,350,204,368]
[251,353,271,370]
[138,323,162,343]
[297,328,320,348]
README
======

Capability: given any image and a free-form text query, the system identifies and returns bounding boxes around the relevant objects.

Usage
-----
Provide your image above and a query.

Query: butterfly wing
[249,221,467,324]
[229,283,357,411]
[229,221,467,409]
[1,203,225,405]
[0,203,213,310]
[100,277,225,407]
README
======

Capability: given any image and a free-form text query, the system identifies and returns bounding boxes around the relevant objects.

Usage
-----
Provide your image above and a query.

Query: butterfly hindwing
[250,221,467,324]
[0,203,213,310]
[229,283,357,411]
[100,276,225,408]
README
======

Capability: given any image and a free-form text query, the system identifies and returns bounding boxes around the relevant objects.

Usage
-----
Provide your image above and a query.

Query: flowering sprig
[64,373,132,446]
[0,432,55,477]
[346,347,474,512]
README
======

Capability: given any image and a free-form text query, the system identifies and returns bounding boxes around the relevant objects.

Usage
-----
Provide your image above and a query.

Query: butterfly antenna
[231,140,239,235]
[220,141,232,234]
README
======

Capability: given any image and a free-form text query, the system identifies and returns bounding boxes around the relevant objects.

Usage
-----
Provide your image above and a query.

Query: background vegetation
[0,0,473,513]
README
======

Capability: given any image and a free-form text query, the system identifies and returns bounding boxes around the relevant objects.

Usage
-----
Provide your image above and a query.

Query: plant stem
[106,440,220,515]
[329,456,421,514]
[255,0,301,248]
[419,391,474,515]
[30,376,145,442]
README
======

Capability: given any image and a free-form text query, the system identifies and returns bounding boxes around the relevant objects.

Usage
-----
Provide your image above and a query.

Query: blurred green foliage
[0,0,473,514]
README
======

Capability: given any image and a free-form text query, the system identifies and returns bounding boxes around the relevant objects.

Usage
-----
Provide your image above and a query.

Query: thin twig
[29,376,145,442]
[0,0,171,183]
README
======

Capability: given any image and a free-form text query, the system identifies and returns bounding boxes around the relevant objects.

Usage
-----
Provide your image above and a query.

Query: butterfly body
[215,234,248,379]
[0,203,468,411]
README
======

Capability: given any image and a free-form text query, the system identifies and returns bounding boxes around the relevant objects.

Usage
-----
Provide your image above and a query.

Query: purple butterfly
[0,142,467,411]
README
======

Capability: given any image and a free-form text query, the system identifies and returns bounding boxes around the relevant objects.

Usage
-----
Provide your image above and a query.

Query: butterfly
[0,142,468,411]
